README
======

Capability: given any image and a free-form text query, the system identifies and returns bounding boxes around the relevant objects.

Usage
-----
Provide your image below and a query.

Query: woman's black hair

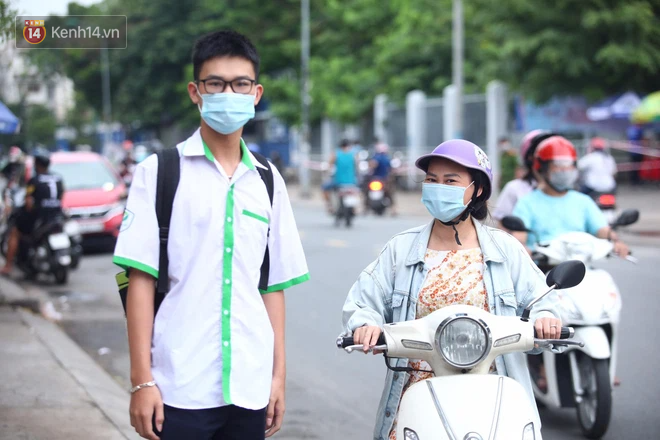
[467,168,490,221]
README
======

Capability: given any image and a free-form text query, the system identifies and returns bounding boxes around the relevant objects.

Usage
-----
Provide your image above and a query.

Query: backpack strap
[155,148,181,307]
[251,152,274,291]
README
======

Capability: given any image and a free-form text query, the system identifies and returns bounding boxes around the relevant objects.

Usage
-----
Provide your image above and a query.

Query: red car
[27,152,128,239]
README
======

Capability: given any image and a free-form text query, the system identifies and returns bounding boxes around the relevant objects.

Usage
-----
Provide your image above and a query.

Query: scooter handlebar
[336,334,386,348]
[534,326,573,339]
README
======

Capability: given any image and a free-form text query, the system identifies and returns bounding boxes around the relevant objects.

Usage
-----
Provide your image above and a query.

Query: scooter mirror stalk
[521,260,586,321]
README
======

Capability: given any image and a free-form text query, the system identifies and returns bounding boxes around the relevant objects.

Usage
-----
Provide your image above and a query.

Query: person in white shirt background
[113,30,309,440]
[577,137,618,195]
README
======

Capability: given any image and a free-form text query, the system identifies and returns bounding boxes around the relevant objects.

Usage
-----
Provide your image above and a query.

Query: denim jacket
[341,219,559,440]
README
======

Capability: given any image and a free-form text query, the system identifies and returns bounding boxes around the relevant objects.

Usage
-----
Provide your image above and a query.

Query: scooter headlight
[522,422,535,439]
[403,428,419,440]
[435,316,490,368]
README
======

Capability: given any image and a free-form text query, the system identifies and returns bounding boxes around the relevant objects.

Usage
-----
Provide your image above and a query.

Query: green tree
[473,0,660,101]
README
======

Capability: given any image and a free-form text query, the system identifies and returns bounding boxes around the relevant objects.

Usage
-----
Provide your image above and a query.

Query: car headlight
[522,422,535,440]
[403,428,419,440]
[436,317,490,368]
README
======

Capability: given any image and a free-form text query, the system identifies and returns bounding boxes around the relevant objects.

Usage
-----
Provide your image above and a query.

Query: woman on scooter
[340,139,562,440]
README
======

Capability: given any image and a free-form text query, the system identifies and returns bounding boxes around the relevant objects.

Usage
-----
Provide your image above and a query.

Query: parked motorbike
[64,217,83,270]
[338,260,586,440]
[502,210,639,439]
[334,185,360,228]
[366,178,392,216]
[12,217,72,284]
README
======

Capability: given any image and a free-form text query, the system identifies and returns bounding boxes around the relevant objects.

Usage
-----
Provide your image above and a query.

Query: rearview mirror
[546,260,585,289]
[501,216,529,232]
[611,209,639,228]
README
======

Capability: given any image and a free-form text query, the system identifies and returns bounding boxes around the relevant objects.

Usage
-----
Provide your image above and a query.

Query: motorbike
[334,185,360,228]
[13,217,72,284]
[64,217,83,269]
[366,178,392,216]
[501,210,639,439]
[337,260,586,440]
[588,191,617,224]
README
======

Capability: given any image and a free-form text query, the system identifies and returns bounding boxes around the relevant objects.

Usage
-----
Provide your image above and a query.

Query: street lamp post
[299,0,311,198]
[452,0,464,139]
[101,41,112,155]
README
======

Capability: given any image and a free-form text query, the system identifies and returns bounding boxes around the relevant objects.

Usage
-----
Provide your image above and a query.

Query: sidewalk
[0,278,139,440]
[287,182,660,246]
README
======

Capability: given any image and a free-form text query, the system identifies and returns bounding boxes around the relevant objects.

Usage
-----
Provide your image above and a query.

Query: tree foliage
[25,0,660,132]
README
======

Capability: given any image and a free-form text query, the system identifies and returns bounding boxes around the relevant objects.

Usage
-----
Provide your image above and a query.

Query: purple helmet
[415,139,493,199]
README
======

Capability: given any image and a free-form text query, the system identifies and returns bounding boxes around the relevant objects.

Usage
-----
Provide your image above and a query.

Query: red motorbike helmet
[533,136,577,171]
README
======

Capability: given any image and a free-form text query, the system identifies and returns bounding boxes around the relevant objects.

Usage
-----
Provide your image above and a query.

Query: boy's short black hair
[192,30,260,81]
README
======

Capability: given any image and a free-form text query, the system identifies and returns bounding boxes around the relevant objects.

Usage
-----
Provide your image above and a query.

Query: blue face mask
[422,182,474,223]
[197,90,255,135]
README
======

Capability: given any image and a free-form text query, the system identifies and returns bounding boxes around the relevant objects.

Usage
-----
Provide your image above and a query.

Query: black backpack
[117,147,275,315]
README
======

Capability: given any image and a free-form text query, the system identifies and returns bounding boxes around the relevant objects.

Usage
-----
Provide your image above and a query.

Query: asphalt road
[21,205,660,439]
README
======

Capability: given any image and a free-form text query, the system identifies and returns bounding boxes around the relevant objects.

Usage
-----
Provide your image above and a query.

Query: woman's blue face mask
[421,181,474,223]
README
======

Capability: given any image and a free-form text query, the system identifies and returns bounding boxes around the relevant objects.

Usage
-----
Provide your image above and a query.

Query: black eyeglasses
[196,77,256,95]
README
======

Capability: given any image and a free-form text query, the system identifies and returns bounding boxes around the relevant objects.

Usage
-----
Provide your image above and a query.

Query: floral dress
[389,247,491,440]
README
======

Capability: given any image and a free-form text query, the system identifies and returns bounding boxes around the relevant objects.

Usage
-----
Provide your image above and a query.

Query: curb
[17,308,140,440]
[0,275,63,321]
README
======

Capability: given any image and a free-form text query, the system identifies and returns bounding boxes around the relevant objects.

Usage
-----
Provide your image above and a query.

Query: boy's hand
[130,385,164,440]
[265,375,285,437]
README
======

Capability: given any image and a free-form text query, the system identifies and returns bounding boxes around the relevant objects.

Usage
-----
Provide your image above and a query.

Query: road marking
[326,239,349,248]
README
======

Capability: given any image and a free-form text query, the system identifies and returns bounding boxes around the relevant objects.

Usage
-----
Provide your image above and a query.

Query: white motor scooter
[337,260,586,440]
[502,210,639,439]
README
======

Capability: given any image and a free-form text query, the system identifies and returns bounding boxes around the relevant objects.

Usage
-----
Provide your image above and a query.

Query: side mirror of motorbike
[500,216,530,232]
[521,260,585,321]
[545,260,586,289]
[611,209,639,228]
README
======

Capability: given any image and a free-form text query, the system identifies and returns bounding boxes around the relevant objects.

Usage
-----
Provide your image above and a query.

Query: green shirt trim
[259,273,311,294]
[242,209,269,224]
[201,138,255,171]
[221,184,236,404]
[113,256,159,279]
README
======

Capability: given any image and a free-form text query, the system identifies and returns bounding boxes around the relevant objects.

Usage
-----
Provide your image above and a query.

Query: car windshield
[50,160,119,190]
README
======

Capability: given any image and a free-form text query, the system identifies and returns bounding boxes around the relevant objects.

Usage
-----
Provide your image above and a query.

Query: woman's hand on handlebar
[534,317,562,340]
[353,325,382,354]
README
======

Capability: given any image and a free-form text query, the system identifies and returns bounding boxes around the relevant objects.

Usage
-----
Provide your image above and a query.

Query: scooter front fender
[396,375,537,440]
[570,326,611,359]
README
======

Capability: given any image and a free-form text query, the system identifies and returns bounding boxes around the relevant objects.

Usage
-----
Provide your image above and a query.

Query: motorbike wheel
[373,205,385,216]
[0,229,9,258]
[346,208,353,228]
[575,354,612,439]
[53,267,69,285]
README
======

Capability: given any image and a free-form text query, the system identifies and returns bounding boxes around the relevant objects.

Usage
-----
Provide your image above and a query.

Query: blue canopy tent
[586,92,641,122]
[0,100,20,134]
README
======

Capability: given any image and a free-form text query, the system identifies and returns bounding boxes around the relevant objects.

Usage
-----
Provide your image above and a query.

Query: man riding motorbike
[322,139,358,214]
[1,149,64,276]
[511,135,628,256]
[511,136,628,391]
[365,140,397,215]
[578,137,617,196]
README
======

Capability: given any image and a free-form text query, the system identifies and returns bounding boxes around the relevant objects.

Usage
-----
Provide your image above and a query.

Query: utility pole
[452,0,464,139]
[299,0,311,198]
[101,42,112,156]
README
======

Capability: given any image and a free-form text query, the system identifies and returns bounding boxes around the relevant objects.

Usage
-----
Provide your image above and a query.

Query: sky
[16,0,100,17]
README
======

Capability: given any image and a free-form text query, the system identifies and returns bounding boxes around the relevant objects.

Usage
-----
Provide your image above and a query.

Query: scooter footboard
[397,375,537,440]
